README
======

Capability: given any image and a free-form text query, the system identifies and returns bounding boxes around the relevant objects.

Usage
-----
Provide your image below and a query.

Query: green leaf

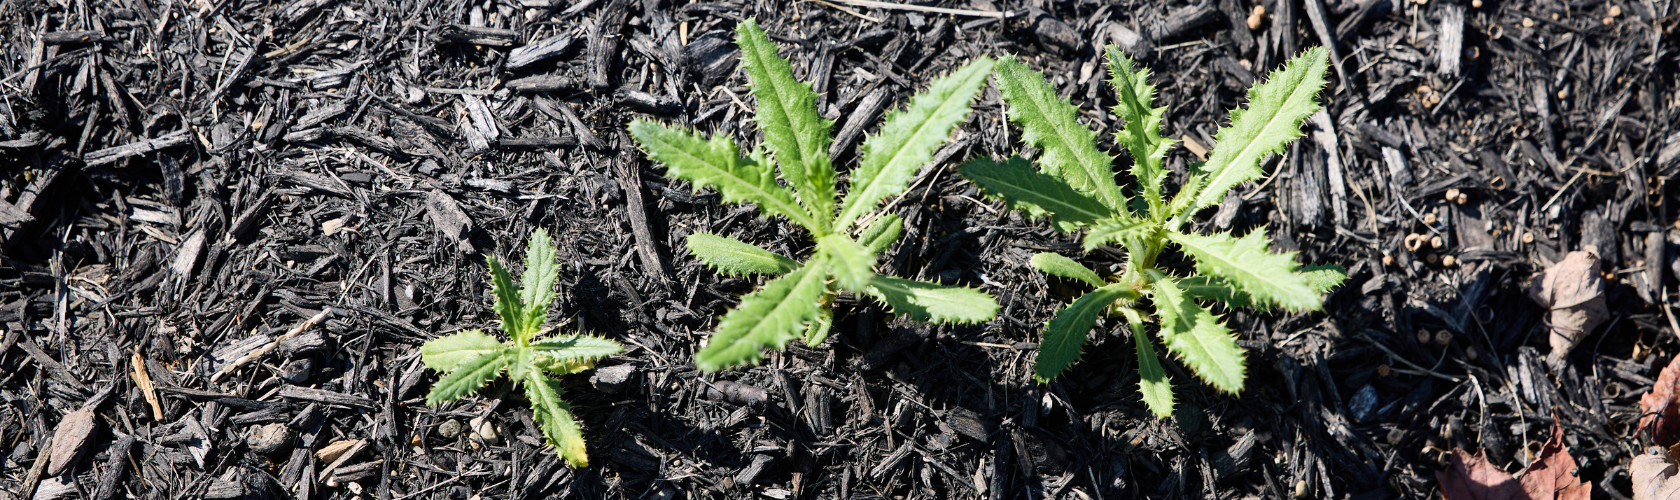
[1118,307,1173,417]
[864,275,998,324]
[1150,275,1245,394]
[1178,276,1254,309]
[837,56,996,229]
[522,371,590,467]
[959,156,1115,231]
[1030,252,1104,288]
[421,329,508,372]
[1189,47,1328,211]
[804,306,833,345]
[1166,229,1322,311]
[697,261,830,371]
[425,348,512,405]
[686,232,799,276]
[818,234,873,292]
[519,228,560,338]
[1034,283,1130,383]
[1105,46,1175,217]
[1299,264,1348,295]
[1082,216,1153,253]
[486,255,526,341]
[993,56,1128,211]
[529,334,624,371]
[736,19,835,231]
[858,213,903,255]
[628,120,820,232]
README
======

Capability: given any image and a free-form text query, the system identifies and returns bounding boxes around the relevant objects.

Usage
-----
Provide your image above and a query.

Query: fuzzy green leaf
[1034,283,1130,383]
[422,329,507,373]
[1151,275,1246,394]
[1179,276,1254,309]
[529,334,624,371]
[959,156,1115,231]
[1105,46,1175,217]
[686,232,799,276]
[858,213,903,255]
[697,261,829,371]
[818,234,873,292]
[1119,307,1174,417]
[865,275,998,324]
[1189,47,1328,211]
[1082,216,1153,253]
[837,56,996,229]
[804,306,833,345]
[519,229,560,337]
[994,57,1127,211]
[522,371,590,467]
[487,256,526,341]
[737,19,835,230]
[628,120,820,232]
[1166,229,1321,311]
[1299,264,1348,295]
[425,349,512,405]
[1030,252,1104,288]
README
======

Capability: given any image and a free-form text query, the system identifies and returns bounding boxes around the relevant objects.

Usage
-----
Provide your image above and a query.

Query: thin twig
[210,308,335,383]
[1355,329,1462,382]
[821,0,1013,18]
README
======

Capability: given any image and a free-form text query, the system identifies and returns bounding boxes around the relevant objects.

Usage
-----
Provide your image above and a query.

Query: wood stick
[210,308,334,383]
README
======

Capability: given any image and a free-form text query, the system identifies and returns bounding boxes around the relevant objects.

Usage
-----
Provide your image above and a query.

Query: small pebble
[438,419,462,439]
[470,416,500,445]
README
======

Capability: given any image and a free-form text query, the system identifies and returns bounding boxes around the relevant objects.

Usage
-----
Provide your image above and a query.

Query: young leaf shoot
[420,229,622,466]
[630,19,999,371]
[960,46,1344,417]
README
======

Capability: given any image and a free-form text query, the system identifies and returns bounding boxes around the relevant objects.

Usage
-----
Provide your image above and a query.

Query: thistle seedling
[959,46,1344,417]
[629,19,999,371]
[420,229,622,466]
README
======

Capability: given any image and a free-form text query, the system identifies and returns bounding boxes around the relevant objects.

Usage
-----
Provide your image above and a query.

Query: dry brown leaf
[1519,423,1591,500]
[1437,449,1525,500]
[1632,447,1680,500]
[46,408,96,476]
[1527,248,1608,362]
[1641,357,1680,447]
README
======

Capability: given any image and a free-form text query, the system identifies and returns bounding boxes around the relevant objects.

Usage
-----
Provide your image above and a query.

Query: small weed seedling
[960,47,1344,417]
[630,19,999,370]
[420,229,622,466]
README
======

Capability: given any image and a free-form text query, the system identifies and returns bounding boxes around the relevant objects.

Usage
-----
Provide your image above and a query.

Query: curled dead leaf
[1632,447,1680,500]
[1435,423,1589,500]
[1527,248,1608,364]
[1640,358,1680,448]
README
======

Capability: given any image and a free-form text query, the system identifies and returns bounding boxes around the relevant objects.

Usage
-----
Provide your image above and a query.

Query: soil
[1,0,1676,498]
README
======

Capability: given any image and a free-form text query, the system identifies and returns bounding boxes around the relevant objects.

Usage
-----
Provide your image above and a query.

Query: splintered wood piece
[615,156,670,283]
[461,95,501,147]
[210,308,335,383]
[586,0,629,90]
[131,352,163,420]
[436,25,520,47]
[506,74,576,93]
[84,129,190,166]
[508,33,576,69]
[47,408,97,476]
[424,190,476,254]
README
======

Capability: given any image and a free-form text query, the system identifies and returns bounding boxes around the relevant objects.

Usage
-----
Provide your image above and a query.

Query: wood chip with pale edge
[47,408,96,476]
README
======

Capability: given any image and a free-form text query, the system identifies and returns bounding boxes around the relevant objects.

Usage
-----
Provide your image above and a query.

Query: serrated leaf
[529,334,624,372]
[687,232,799,276]
[1118,307,1174,417]
[1299,263,1348,295]
[522,371,590,467]
[858,213,903,255]
[959,156,1114,231]
[818,234,873,291]
[1034,283,1130,383]
[1179,276,1254,309]
[1166,229,1322,311]
[1082,216,1153,253]
[994,57,1128,211]
[486,255,526,341]
[804,306,833,345]
[697,261,829,371]
[520,228,560,338]
[422,329,508,372]
[628,120,820,232]
[865,275,998,324]
[1190,47,1328,211]
[1031,252,1104,288]
[1105,46,1175,217]
[837,56,996,229]
[425,349,512,405]
[737,19,835,230]
[1151,275,1246,394]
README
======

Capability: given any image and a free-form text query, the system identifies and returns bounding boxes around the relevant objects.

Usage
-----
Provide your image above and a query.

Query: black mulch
[2,0,1677,498]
